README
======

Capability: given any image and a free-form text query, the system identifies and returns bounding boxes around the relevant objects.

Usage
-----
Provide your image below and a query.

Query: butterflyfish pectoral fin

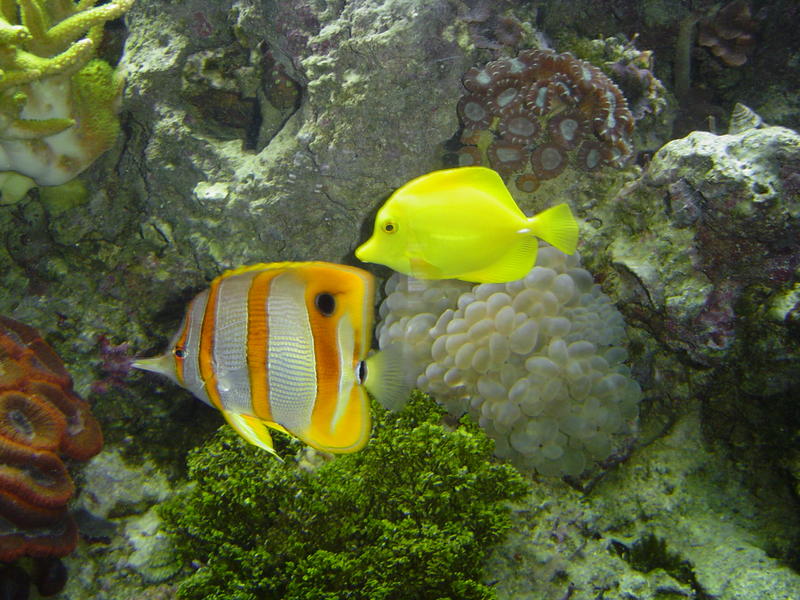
[528,203,579,255]
[222,410,284,462]
[363,343,410,412]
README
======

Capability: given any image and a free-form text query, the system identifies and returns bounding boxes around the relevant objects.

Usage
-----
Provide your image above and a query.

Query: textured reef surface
[0,0,797,599]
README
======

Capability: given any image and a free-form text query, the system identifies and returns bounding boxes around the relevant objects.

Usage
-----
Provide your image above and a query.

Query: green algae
[160,392,528,600]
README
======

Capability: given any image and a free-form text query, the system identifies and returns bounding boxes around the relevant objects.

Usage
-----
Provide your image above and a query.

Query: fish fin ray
[457,234,539,283]
[221,410,284,462]
[405,166,521,213]
[527,203,579,255]
[364,343,410,411]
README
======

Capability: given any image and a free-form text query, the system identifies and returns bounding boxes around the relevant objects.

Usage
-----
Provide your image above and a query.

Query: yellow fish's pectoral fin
[222,410,284,462]
[456,233,539,283]
[408,255,445,279]
[301,387,372,454]
[527,203,579,255]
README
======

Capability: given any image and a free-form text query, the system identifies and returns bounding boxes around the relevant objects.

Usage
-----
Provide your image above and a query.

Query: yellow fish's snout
[355,237,378,263]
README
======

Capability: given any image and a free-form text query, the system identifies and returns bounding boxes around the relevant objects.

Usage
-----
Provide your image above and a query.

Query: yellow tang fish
[355,166,579,283]
[133,262,405,459]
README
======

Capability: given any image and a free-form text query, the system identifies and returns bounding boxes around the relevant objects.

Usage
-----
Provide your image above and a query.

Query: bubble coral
[0,315,102,594]
[456,49,635,191]
[377,247,642,478]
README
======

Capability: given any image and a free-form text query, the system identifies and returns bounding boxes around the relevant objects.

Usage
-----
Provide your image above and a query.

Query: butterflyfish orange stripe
[199,274,223,411]
[246,270,272,421]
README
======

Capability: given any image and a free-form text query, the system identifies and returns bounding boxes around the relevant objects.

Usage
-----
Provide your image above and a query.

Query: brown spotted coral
[456,49,634,192]
[0,315,102,594]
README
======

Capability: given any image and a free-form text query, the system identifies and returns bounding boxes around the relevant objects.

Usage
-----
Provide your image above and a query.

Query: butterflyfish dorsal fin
[527,203,579,255]
[402,167,522,214]
[222,410,284,462]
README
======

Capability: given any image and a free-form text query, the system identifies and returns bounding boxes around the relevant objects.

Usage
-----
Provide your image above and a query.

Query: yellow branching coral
[0,0,134,190]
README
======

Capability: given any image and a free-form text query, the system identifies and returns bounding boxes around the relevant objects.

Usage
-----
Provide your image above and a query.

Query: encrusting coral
[0,0,134,190]
[161,393,527,600]
[377,246,642,477]
[0,315,102,596]
[456,49,634,195]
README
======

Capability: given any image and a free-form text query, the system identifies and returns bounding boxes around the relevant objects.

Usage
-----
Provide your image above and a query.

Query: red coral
[454,49,635,191]
[0,316,102,593]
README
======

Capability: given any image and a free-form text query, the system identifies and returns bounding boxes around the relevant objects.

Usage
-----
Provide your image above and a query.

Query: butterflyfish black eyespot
[315,292,336,316]
[356,360,367,385]
[382,221,397,234]
[173,347,187,359]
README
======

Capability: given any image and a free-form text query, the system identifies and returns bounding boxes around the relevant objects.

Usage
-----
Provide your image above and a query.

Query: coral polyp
[0,315,102,595]
[455,49,634,191]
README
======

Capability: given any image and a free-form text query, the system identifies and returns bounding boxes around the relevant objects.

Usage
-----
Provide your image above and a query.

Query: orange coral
[0,315,102,566]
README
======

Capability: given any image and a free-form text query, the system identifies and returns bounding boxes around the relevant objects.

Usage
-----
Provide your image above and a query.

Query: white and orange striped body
[134,262,402,457]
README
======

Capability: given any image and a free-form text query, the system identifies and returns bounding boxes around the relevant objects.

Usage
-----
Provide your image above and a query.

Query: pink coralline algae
[456,49,634,193]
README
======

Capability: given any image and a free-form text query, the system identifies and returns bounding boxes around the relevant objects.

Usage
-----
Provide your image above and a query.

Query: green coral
[161,392,528,600]
[0,0,134,87]
[0,0,134,187]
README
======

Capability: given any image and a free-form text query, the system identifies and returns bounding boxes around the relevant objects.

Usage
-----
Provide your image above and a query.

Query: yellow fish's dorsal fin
[403,166,522,214]
[363,343,410,412]
[456,234,539,283]
[526,203,579,255]
[222,409,284,462]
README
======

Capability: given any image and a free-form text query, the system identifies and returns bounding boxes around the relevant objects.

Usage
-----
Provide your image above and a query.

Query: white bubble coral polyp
[377,246,642,477]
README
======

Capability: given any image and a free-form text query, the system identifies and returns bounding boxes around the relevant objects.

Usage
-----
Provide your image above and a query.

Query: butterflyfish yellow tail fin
[363,343,410,412]
[527,203,579,255]
[221,410,284,462]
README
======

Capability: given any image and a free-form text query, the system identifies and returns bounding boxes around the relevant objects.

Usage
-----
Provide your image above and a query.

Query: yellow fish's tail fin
[363,343,410,411]
[527,203,579,255]
[222,409,284,462]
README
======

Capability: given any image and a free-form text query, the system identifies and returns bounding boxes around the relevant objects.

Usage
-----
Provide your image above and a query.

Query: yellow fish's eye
[173,346,187,359]
[315,292,336,316]
[382,221,398,234]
